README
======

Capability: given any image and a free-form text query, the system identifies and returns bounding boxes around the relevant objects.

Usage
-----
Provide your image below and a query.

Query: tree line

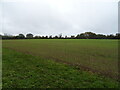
[1,32,120,39]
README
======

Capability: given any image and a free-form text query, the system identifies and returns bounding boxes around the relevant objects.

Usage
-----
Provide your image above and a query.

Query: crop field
[2,39,119,88]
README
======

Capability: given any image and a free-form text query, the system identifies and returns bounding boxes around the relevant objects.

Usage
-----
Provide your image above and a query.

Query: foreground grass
[2,39,118,78]
[0,40,2,89]
[2,48,119,88]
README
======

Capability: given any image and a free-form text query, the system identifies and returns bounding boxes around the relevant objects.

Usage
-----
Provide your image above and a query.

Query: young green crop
[2,48,119,88]
[2,39,118,79]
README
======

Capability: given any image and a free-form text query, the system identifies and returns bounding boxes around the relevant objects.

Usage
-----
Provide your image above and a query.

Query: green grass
[2,48,119,88]
[0,40,2,89]
[2,39,118,78]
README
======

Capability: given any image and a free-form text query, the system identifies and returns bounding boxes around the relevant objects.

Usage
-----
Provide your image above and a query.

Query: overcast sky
[0,0,118,36]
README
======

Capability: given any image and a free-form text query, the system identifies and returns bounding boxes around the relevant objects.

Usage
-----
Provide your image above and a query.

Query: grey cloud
[1,1,118,36]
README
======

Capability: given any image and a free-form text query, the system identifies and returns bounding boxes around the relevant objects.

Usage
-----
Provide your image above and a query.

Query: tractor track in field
[3,47,119,81]
[46,56,119,81]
